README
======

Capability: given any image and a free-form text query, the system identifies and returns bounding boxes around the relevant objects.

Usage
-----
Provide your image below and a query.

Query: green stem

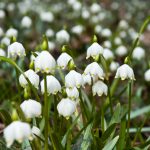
[127,81,132,137]
[44,74,48,150]
[101,99,104,133]
[107,80,113,115]
[15,68,21,103]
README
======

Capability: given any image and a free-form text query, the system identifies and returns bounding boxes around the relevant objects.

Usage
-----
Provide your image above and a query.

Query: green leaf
[61,113,81,147]
[81,123,93,150]
[130,105,150,119]
[102,135,119,150]
[101,123,116,142]
[0,109,12,125]
[117,117,126,150]
[109,103,128,126]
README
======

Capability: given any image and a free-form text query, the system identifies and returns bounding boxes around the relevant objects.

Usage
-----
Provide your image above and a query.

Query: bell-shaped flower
[65,70,83,88]
[20,99,41,118]
[41,75,61,95]
[144,69,150,82]
[101,28,112,37]
[71,25,84,35]
[82,73,92,86]
[115,45,127,57]
[132,47,145,60]
[66,87,79,99]
[103,41,112,48]
[56,29,70,44]
[4,121,32,148]
[84,62,104,80]
[8,42,26,59]
[21,16,32,28]
[40,11,54,23]
[57,53,73,69]
[34,51,56,73]
[6,28,18,38]
[103,48,114,60]
[57,98,76,118]
[110,61,119,72]
[19,69,39,89]
[86,42,103,59]
[115,64,135,80]
[92,81,108,96]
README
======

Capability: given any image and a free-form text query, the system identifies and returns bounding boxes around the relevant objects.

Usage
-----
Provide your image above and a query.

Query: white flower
[92,81,108,96]
[1,37,10,46]
[48,41,55,50]
[86,42,103,59]
[103,41,112,48]
[101,28,112,37]
[56,29,70,44]
[65,70,83,88]
[41,75,61,95]
[119,20,128,29]
[84,62,104,80]
[20,99,41,118]
[119,31,127,38]
[144,69,150,82]
[115,64,135,80]
[128,28,138,40]
[114,37,122,45]
[71,25,84,35]
[34,51,56,73]
[110,61,119,72]
[132,47,145,60]
[0,48,6,56]
[57,98,76,117]
[0,9,5,19]
[21,16,32,28]
[32,126,40,138]
[72,1,82,11]
[4,121,32,148]
[8,42,26,59]
[6,28,18,37]
[19,69,39,89]
[103,48,114,60]
[116,45,127,57]
[57,53,73,69]
[66,87,79,99]
[82,74,92,85]
[90,3,101,13]
[94,25,102,34]
[46,29,54,37]
[81,9,90,19]
[40,11,54,22]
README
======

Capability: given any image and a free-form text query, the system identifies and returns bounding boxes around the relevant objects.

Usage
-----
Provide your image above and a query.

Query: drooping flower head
[115,64,135,80]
